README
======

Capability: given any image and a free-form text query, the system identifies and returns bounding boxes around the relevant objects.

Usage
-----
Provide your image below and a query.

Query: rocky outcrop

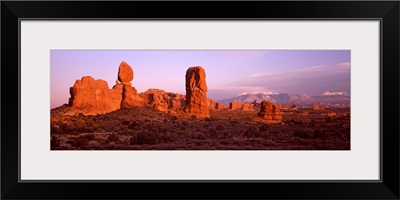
[141,89,169,112]
[184,66,209,118]
[229,101,243,110]
[140,89,186,112]
[242,103,253,110]
[68,76,122,115]
[216,103,227,110]
[229,101,253,110]
[68,61,144,115]
[121,83,145,108]
[313,103,320,110]
[66,62,214,116]
[169,94,186,110]
[258,100,282,121]
[207,98,216,110]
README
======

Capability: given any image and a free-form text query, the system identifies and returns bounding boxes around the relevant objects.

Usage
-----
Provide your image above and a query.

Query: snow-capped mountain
[217,91,350,107]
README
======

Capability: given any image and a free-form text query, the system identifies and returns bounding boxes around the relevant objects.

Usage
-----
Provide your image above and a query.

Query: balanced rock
[184,66,209,118]
[258,100,282,121]
[117,62,145,108]
[118,61,134,83]
[68,76,122,115]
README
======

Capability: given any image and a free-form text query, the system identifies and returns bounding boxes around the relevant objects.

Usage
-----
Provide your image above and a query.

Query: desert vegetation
[51,106,350,150]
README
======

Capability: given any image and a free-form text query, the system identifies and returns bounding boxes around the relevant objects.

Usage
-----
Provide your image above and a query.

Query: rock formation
[184,66,209,118]
[66,62,215,116]
[118,61,134,83]
[229,101,243,110]
[118,62,145,108]
[68,76,122,115]
[258,100,282,121]
[242,103,253,110]
[229,101,253,110]
[313,103,320,110]
[68,61,145,115]
[216,103,227,110]
[121,83,145,108]
[207,98,216,110]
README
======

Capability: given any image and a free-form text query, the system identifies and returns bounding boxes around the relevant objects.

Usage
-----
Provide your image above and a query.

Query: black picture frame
[1,1,399,199]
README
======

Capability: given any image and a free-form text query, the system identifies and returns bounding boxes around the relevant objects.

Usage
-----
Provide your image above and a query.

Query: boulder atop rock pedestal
[118,61,134,83]
[258,100,282,121]
[184,66,209,118]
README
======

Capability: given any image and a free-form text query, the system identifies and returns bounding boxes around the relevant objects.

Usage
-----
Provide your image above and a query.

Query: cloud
[228,62,351,96]
[323,91,349,96]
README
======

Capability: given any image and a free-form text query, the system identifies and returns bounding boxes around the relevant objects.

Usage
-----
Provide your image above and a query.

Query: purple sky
[51,50,350,108]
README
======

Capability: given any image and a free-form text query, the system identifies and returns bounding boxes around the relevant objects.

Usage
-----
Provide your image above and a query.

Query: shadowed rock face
[258,100,282,121]
[184,66,209,118]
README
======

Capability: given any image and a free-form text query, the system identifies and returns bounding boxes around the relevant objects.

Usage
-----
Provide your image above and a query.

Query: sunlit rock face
[184,66,209,118]
[258,100,282,121]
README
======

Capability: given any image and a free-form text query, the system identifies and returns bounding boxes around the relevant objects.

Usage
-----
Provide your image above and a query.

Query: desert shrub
[129,134,138,145]
[192,132,206,140]
[215,125,224,131]
[244,126,260,138]
[258,124,269,132]
[128,121,142,129]
[294,130,312,139]
[312,129,326,139]
[51,125,62,134]
[107,134,121,144]
[59,123,72,133]
[84,134,95,140]
[163,119,168,123]
[51,137,60,147]
[137,131,157,145]
[181,121,189,126]
[74,136,90,147]
[204,118,211,122]
[171,116,178,121]
[121,120,130,126]
[209,128,217,138]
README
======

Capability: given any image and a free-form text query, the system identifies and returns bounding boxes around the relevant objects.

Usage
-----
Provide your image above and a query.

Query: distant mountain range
[216,92,350,107]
